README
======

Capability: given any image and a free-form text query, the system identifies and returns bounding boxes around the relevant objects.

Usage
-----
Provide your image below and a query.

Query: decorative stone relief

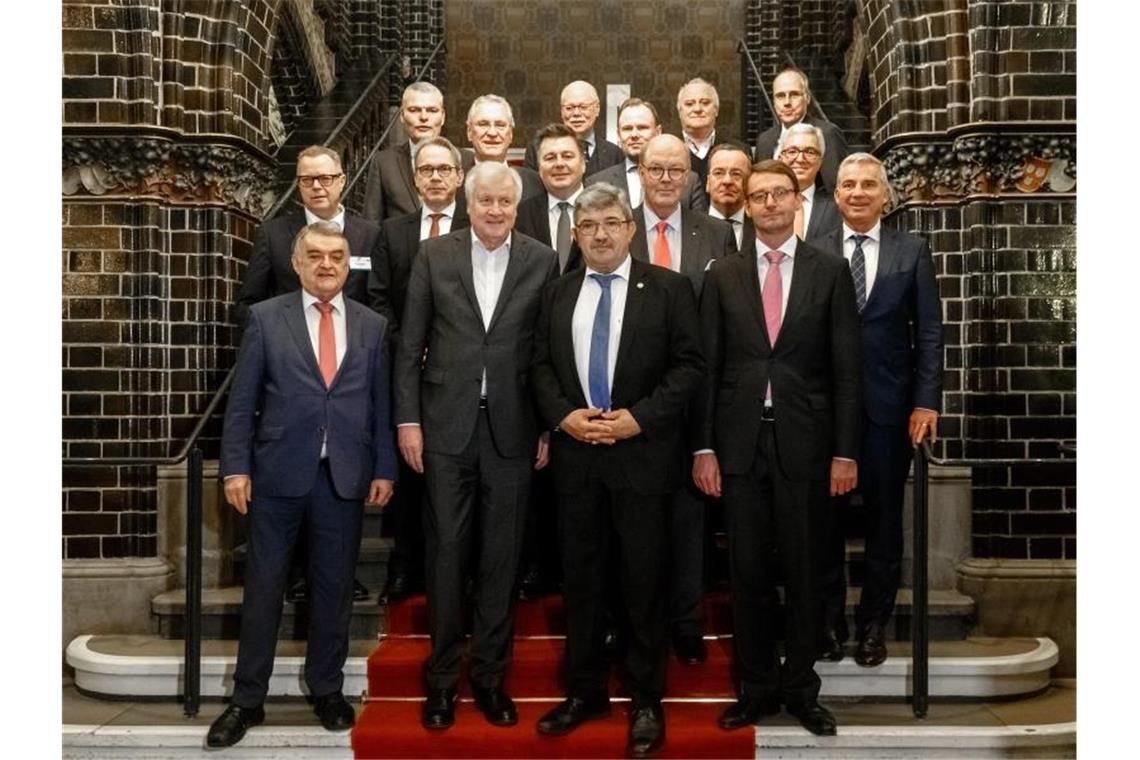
[882,133,1076,201]
[62,136,277,215]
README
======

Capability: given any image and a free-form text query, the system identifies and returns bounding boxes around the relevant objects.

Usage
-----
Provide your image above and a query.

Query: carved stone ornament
[62,136,277,215]
[882,134,1076,202]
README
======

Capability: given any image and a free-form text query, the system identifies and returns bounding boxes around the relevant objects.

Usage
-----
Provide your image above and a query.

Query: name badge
[350,256,371,271]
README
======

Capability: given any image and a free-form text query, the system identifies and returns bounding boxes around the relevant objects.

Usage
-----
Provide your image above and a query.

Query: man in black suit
[363,81,446,222]
[524,80,624,177]
[706,142,755,250]
[395,161,559,731]
[631,133,735,667]
[367,136,467,602]
[514,123,587,276]
[532,182,705,758]
[777,123,842,243]
[755,68,850,192]
[586,98,707,212]
[694,160,861,737]
[677,78,721,185]
[461,94,544,201]
[816,153,943,666]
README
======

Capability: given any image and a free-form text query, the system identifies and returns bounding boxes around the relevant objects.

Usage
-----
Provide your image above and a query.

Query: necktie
[794,196,806,238]
[653,220,671,269]
[428,212,444,238]
[555,201,571,272]
[762,250,785,346]
[314,301,337,387]
[850,233,868,312]
[588,273,618,410]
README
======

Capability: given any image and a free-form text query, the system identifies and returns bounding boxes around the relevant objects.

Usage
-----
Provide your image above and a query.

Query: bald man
[525,80,624,177]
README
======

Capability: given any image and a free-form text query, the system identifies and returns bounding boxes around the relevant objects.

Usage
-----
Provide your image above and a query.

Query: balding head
[639,134,691,217]
[560,80,601,138]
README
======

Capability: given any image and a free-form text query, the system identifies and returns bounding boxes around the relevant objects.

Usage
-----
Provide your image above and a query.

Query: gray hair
[401,81,443,108]
[291,220,350,260]
[677,77,720,110]
[837,152,896,205]
[464,160,523,204]
[466,93,516,126]
[413,136,463,170]
[777,122,826,157]
[574,182,632,225]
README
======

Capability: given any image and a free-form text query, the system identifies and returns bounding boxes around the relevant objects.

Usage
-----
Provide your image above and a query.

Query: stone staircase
[790,55,874,154]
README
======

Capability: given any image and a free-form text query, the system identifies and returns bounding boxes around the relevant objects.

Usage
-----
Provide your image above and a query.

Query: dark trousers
[386,457,425,580]
[422,410,532,691]
[722,422,825,706]
[233,460,364,707]
[669,482,708,637]
[517,466,561,584]
[556,446,669,707]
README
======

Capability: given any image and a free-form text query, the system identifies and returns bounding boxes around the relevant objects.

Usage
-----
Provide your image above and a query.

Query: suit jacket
[221,292,398,499]
[585,161,709,213]
[630,205,737,299]
[524,134,625,178]
[804,191,842,243]
[459,150,545,202]
[367,204,472,341]
[755,116,850,192]
[394,230,559,457]
[531,258,705,495]
[695,240,861,480]
[819,226,942,426]
[513,191,584,274]
[362,144,419,223]
[234,211,379,329]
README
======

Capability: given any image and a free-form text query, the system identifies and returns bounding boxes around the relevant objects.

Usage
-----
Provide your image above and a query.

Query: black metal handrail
[737,38,777,128]
[909,440,1076,717]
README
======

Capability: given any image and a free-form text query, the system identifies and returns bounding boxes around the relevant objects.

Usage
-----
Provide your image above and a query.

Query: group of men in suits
[211,65,943,755]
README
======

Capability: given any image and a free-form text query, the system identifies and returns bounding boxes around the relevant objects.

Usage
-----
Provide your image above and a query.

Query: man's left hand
[367,479,395,507]
[597,409,641,442]
[909,408,939,447]
[535,431,550,470]
[830,458,857,496]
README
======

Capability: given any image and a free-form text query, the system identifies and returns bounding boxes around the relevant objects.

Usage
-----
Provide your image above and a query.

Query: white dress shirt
[419,200,457,240]
[546,186,583,244]
[472,231,512,396]
[710,205,746,250]
[572,255,631,409]
[841,221,881,299]
[301,290,347,457]
[304,204,346,231]
[684,129,716,160]
[623,159,643,208]
[642,205,683,272]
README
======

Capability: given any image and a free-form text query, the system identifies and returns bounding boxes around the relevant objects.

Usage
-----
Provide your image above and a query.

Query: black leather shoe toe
[628,703,665,757]
[819,628,846,662]
[313,691,355,731]
[672,633,708,665]
[717,696,780,730]
[786,700,837,736]
[536,695,611,735]
[206,704,265,748]
[854,625,888,667]
[382,572,412,602]
[421,689,457,730]
[352,578,370,601]
[472,686,517,726]
[285,578,308,603]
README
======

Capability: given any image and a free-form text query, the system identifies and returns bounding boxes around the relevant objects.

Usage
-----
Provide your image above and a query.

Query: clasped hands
[559,407,641,445]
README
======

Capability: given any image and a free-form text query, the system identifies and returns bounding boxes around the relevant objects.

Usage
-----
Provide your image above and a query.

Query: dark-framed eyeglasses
[576,218,631,236]
[297,174,343,188]
[644,166,687,181]
[747,187,797,204]
[779,146,821,160]
[415,164,457,178]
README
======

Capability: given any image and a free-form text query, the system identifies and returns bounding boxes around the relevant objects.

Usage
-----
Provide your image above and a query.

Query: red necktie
[653,220,671,269]
[314,302,336,387]
[428,212,444,238]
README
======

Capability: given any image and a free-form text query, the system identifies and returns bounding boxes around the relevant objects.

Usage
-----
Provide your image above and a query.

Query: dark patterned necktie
[850,234,868,312]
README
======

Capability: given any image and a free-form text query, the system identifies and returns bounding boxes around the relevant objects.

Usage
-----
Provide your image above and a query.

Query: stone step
[231,535,392,589]
[64,633,1059,702]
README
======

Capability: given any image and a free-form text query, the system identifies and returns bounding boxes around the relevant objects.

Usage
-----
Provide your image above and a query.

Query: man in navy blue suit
[209,221,398,749]
[816,153,943,666]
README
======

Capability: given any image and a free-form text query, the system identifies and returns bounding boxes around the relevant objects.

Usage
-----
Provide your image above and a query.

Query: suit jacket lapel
[739,249,770,351]
[865,227,898,310]
[455,234,484,331]
[486,237,527,334]
[553,269,588,408]
[630,208,649,262]
[779,246,816,347]
[678,210,704,280]
[397,147,419,210]
[613,259,647,385]
[283,292,324,383]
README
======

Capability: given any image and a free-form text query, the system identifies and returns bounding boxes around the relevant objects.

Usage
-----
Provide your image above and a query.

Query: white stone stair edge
[63,724,352,759]
[66,635,1058,700]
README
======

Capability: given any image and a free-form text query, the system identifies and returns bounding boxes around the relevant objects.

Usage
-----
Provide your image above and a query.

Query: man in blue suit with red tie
[816,153,943,666]
[208,221,398,748]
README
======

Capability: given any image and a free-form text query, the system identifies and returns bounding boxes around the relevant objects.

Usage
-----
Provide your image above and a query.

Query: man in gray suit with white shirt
[363,81,447,222]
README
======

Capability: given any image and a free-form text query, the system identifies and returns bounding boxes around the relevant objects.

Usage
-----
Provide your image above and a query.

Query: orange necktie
[428,212,444,238]
[653,220,671,269]
[314,302,336,387]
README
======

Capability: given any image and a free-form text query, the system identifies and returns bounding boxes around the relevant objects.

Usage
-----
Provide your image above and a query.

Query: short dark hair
[708,141,752,164]
[534,122,582,157]
[617,97,659,126]
[748,159,799,191]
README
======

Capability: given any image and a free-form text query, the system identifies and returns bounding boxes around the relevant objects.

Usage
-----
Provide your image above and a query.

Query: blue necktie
[588,273,618,410]
[850,234,868,313]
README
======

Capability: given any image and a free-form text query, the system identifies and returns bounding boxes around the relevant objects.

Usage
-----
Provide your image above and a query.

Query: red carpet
[353,594,753,758]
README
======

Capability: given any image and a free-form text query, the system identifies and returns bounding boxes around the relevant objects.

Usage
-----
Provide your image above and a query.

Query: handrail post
[911,445,929,718]
[183,446,203,717]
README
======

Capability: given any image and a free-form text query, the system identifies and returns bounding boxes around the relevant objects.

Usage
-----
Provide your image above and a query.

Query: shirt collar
[625,158,639,173]
[683,128,716,152]
[302,289,346,314]
[842,220,881,244]
[584,253,632,281]
[709,206,746,225]
[754,233,799,260]
[801,184,816,203]
[304,204,346,230]
[472,229,512,255]
[644,203,682,231]
[422,200,457,221]
[547,186,583,213]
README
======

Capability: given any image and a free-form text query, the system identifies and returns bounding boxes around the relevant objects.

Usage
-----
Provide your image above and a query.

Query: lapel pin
[636,281,644,289]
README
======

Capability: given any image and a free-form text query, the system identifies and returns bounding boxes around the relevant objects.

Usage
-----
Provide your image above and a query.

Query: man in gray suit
[777,123,842,243]
[363,81,446,222]
[461,94,545,201]
[755,68,850,192]
[395,161,559,731]
[587,98,707,213]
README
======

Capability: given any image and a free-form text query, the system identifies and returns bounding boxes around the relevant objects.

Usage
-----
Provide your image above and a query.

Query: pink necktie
[762,250,785,346]
[653,220,671,269]
[314,302,336,387]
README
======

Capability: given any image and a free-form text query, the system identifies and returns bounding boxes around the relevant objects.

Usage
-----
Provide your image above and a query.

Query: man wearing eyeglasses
[363,81,447,222]
[531,182,704,758]
[777,123,842,243]
[524,80,624,177]
[461,94,544,201]
[694,160,860,737]
[755,67,850,192]
[366,136,468,602]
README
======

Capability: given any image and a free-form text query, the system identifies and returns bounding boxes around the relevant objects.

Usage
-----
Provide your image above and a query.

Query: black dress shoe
[285,578,308,603]
[516,563,545,601]
[313,691,355,731]
[854,624,888,667]
[672,633,707,665]
[382,571,412,602]
[421,688,457,730]
[627,703,665,758]
[536,694,612,735]
[472,685,517,726]
[819,628,846,662]
[352,578,370,601]
[206,703,264,748]
[786,700,837,736]
[717,696,780,730]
